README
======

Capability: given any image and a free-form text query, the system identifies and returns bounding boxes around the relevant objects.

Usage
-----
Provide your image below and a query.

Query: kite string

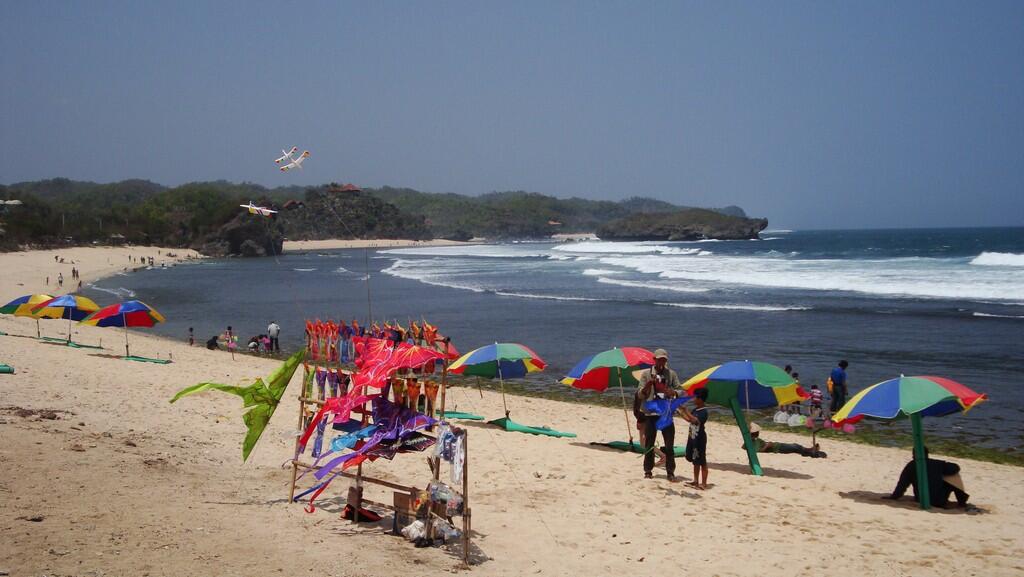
[452,384,564,552]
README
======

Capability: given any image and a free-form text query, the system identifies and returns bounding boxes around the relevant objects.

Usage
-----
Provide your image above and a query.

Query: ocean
[85,227,1024,454]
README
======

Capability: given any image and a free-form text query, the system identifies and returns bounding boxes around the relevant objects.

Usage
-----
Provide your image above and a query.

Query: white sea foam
[655,302,810,312]
[973,312,1024,319]
[493,291,606,302]
[762,229,794,234]
[381,260,486,293]
[89,285,136,299]
[582,269,623,276]
[334,266,350,273]
[597,277,709,293]
[970,252,1024,267]
[599,253,1024,302]
[293,268,317,272]
[551,241,700,256]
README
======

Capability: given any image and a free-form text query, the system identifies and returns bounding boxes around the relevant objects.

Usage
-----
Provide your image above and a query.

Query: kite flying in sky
[277,147,311,172]
[240,201,278,217]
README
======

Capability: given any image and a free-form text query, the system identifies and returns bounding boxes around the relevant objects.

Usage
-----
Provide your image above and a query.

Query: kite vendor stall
[288,320,473,564]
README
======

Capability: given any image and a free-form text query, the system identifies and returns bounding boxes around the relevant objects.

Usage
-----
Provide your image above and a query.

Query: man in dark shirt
[829,360,849,413]
[636,348,680,481]
[885,448,970,508]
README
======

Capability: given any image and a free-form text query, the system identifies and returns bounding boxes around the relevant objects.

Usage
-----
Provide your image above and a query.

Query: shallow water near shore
[84,227,1024,457]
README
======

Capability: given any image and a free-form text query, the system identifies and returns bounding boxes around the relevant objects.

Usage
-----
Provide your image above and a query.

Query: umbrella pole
[36,318,40,339]
[66,315,72,344]
[123,312,130,357]
[498,361,509,419]
[730,397,763,476]
[911,413,931,510]
[617,367,634,444]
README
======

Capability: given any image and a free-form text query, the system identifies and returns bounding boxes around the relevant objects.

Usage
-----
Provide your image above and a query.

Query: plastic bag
[401,520,426,541]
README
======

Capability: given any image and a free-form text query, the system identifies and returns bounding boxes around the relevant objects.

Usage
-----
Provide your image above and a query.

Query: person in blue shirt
[829,360,849,413]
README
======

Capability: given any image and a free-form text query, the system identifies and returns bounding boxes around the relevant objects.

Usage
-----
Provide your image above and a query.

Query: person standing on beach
[57,272,63,288]
[829,360,849,413]
[636,348,680,481]
[188,327,194,346]
[267,320,281,353]
[681,387,710,489]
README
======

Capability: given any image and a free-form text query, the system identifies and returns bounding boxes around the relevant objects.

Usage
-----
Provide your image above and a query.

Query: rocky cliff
[194,210,284,257]
[278,187,431,241]
[595,209,767,241]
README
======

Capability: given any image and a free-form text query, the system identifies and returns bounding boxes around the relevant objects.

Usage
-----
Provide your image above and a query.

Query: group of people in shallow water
[631,349,972,509]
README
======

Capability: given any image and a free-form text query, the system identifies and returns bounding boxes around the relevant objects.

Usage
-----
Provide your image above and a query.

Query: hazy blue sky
[2,1,1022,229]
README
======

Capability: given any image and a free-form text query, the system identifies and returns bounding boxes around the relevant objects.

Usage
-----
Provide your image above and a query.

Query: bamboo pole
[616,365,634,444]
[731,396,763,476]
[911,414,931,510]
[462,430,470,567]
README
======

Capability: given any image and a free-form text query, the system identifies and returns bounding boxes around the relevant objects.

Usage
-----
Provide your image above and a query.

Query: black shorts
[635,415,648,430]
[685,437,707,465]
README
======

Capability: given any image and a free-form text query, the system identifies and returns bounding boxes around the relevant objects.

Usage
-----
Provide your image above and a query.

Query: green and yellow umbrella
[0,293,53,337]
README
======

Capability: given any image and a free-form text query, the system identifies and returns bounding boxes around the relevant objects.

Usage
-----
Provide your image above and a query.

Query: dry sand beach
[1,246,1023,577]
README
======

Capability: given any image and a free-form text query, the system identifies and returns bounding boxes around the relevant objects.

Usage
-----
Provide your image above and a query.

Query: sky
[2,1,1022,230]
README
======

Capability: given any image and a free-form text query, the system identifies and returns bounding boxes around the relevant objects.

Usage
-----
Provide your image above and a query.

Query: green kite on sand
[441,411,486,421]
[170,349,305,461]
[591,440,686,456]
[0,364,14,374]
[488,417,576,438]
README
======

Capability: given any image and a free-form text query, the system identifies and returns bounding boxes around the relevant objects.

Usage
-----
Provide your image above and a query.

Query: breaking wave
[655,302,810,312]
[970,252,1024,267]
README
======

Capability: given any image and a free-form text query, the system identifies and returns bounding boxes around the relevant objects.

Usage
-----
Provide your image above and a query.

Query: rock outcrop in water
[595,209,767,241]
[195,210,284,257]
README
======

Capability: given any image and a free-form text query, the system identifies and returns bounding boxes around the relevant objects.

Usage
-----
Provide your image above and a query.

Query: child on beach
[188,327,194,346]
[681,387,710,489]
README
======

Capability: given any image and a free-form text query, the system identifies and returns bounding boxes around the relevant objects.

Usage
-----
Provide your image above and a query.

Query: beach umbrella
[449,343,566,434]
[0,293,53,337]
[562,347,655,443]
[79,300,165,358]
[832,376,986,510]
[682,360,807,476]
[31,294,101,344]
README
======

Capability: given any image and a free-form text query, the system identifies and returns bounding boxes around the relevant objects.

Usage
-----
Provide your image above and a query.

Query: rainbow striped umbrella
[833,376,986,510]
[31,294,101,345]
[0,294,53,337]
[562,347,654,392]
[683,360,807,476]
[449,342,546,424]
[31,294,100,321]
[563,347,654,444]
[80,300,166,358]
[449,343,545,379]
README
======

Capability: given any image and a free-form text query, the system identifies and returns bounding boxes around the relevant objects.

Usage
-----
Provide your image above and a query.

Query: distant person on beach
[829,360,849,413]
[57,273,63,287]
[267,321,281,352]
[188,327,194,346]
[636,348,680,481]
[743,423,826,458]
[205,335,219,350]
[681,387,710,489]
[885,448,970,508]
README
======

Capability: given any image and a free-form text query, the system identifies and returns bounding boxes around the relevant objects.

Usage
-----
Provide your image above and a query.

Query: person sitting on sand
[884,448,970,509]
[205,335,219,350]
[743,423,827,458]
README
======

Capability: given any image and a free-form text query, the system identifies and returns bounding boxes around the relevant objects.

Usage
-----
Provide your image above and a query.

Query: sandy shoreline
[284,238,471,252]
[2,246,1023,576]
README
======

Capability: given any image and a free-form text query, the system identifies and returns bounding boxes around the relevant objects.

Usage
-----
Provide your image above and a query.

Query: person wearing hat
[636,348,681,480]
